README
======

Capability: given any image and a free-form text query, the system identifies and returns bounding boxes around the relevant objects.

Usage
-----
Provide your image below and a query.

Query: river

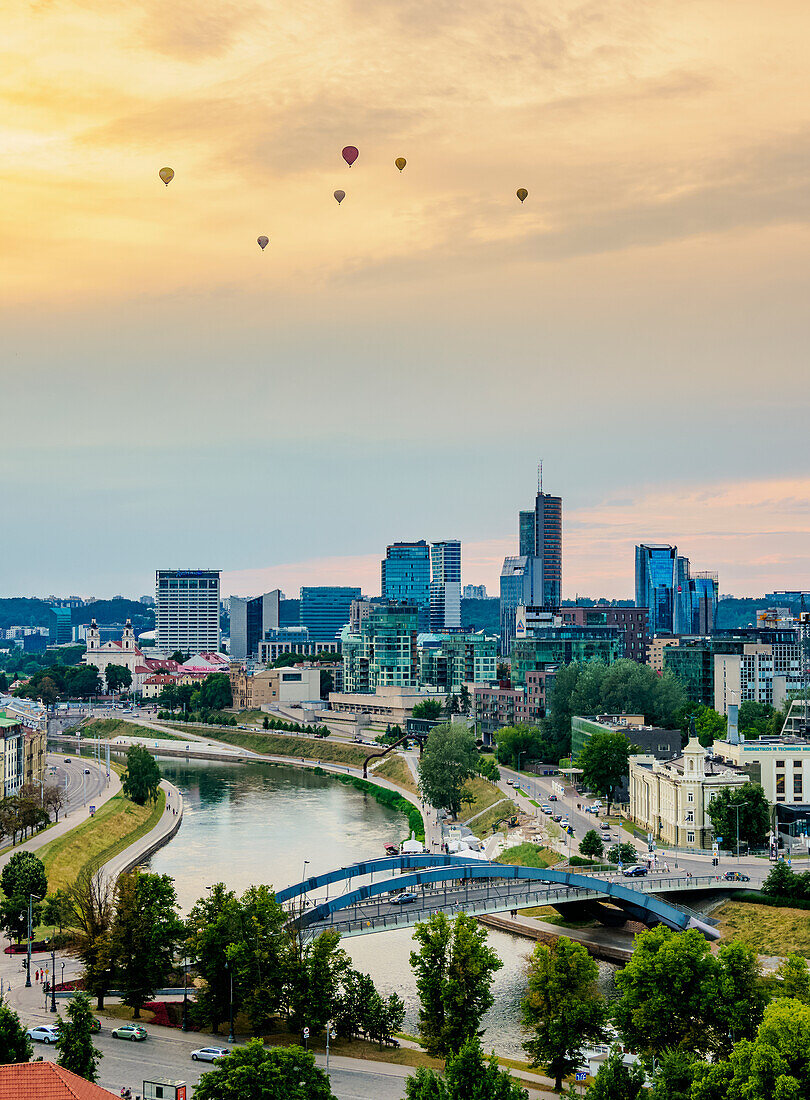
[146,758,617,1058]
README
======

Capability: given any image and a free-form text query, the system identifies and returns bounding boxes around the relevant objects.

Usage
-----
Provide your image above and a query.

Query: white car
[560,819,570,829]
[27,1024,60,1044]
[191,1046,230,1062]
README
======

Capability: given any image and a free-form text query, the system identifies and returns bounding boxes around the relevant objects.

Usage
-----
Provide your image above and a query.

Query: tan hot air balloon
[334,190,346,204]
[257,236,269,250]
[159,167,174,186]
[516,188,528,203]
[395,157,407,172]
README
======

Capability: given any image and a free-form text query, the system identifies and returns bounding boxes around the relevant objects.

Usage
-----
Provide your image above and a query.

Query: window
[776,759,785,768]
[687,831,695,844]
[687,792,694,803]
[794,774,803,795]
[686,810,694,823]
[777,774,785,795]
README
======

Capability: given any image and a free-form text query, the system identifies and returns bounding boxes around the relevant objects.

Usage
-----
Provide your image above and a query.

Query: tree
[36,675,59,705]
[110,871,184,1018]
[56,991,102,1082]
[613,926,765,1060]
[406,1037,529,1100]
[681,705,727,748]
[0,851,47,941]
[737,700,775,739]
[286,929,350,1035]
[193,1038,337,1100]
[170,650,185,664]
[772,955,810,1003]
[707,783,770,849]
[332,968,405,1047]
[63,868,115,1009]
[121,744,161,805]
[692,998,810,1100]
[43,782,66,822]
[762,860,809,900]
[200,672,232,711]
[157,682,179,711]
[494,725,546,768]
[521,937,607,1090]
[418,724,479,818]
[186,882,243,1035]
[0,1001,33,1064]
[607,843,636,865]
[105,663,132,694]
[579,830,604,859]
[577,730,633,813]
[227,884,291,1034]
[412,699,444,721]
[649,1049,699,1100]
[459,684,471,714]
[587,1050,646,1100]
[410,912,503,1056]
[43,888,73,932]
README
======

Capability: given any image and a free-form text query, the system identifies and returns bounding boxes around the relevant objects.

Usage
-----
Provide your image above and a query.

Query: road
[48,754,109,815]
[28,1027,413,1099]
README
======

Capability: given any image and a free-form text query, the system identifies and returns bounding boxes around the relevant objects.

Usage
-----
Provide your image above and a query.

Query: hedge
[312,768,425,842]
[734,891,810,911]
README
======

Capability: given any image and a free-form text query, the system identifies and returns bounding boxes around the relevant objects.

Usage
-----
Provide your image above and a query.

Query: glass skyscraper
[299,586,361,643]
[635,545,677,635]
[500,487,563,655]
[381,541,430,607]
[689,572,719,634]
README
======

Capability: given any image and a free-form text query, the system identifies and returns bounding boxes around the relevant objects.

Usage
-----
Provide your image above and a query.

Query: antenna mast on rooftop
[537,461,543,494]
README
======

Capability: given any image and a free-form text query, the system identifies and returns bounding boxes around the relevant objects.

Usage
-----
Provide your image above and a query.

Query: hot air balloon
[342,146,359,167]
[159,167,174,186]
[516,188,528,203]
[334,190,345,204]
[257,236,269,250]
[395,157,406,172]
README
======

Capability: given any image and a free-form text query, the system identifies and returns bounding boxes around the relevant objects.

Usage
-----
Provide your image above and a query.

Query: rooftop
[0,1062,118,1100]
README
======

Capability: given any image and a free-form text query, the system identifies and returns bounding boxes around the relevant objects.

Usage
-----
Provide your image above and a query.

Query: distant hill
[0,597,154,631]
[461,597,500,634]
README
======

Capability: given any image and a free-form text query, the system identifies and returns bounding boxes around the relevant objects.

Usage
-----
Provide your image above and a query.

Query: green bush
[734,891,810,911]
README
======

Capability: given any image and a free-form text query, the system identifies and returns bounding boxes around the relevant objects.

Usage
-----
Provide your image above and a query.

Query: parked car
[551,814,562,822]
[27,1025,59,1044]
[723,871,751,882]
[390,891,418,905]
[191,1047,230,1062]
[622,866,648,878]
[112,1024,148,1041]
[560,819,570,828]
[540,805,552,814]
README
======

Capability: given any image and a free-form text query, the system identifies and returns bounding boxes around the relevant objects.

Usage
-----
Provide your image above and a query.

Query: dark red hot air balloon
[342,146,359,167]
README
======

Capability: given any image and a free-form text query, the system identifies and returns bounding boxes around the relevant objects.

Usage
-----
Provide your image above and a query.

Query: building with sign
[155,569,220,653]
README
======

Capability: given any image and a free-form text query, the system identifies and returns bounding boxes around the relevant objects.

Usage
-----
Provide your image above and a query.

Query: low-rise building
[257,627,342,664]
[328,686,438,724]
[229,664,322,709]
[572,714,681,762]
[629,737,748,849]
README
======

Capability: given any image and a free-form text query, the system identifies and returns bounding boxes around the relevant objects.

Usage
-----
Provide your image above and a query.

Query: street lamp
[517,751,526,789]
[225,961,235,1045]
[182,953,189,1032]
[26,893,43,988]
[50,947,57,1012]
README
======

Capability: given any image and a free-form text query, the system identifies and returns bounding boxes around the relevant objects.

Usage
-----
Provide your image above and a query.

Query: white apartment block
[155,569,220,654]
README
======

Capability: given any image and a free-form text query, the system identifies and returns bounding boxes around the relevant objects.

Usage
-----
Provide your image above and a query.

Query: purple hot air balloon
[334,190,346,204]
[342,146,359,167]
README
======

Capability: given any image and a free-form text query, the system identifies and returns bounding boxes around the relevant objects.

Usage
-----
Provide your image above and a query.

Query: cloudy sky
[3,0,808,599]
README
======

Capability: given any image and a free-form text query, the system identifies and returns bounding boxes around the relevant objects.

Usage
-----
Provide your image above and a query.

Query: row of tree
[408,906,810,1099]
[156,672,233,714]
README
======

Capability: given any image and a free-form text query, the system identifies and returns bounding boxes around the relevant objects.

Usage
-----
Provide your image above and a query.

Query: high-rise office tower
[689,571,719,634]
[229,590,281,659]
[675,555,692,635]
[635,545,677,635]
[500,486,563,654]
[430,541,462,632]
[155,569,221,653]
[300,586,361,643]
[381,542,431,607]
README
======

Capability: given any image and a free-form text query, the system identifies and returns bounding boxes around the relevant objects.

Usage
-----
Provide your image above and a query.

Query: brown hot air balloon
[395,157,406,172]
[516,188,528,203]
[334,190,346,204]
[257,236,269,250]
[159,167,174,186]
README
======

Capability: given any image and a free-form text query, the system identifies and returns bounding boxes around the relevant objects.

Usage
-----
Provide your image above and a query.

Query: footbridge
[276,855,736,941]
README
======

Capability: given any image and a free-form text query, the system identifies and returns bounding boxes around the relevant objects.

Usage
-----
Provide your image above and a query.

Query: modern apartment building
[299,586,361,644]
[418,632,497,694]
[429,541,461,632]
[500,556,544,655]
[510,625,622,687]
[229,590,280,659]
[463,585,488,599]
[341,602,418,693]
[155,570,221,654]
[559,606,649,663]
[257,628,341,664]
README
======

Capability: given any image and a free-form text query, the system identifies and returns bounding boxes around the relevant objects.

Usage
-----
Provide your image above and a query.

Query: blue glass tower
[635,544,677,635]
[299,586,361,643]
[381,542,430,607]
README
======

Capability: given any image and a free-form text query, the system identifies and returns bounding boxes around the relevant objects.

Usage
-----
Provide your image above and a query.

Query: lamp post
[731,803,742,861]
[50,947,57,1012]
[226,962,235,1045]
[182,953,189,1032]
[26,893,43,988]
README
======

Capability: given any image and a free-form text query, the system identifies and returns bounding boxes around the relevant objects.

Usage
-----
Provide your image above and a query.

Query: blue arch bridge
[275,855,737,941]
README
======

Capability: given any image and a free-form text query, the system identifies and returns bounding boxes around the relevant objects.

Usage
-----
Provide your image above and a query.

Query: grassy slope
[495,842,564,869]
[373,754,418,796]
[37,789,166,892]
[467,799,518,839]
[171,727,371,768]
[714,900,810,956]
[459,776,509,823]
[83,718,181,741]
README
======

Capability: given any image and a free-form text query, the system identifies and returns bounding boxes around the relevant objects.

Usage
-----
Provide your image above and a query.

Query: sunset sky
[3,1,809,599]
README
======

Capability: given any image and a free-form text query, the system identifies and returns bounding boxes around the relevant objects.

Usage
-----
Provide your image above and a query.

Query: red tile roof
[0,1062,118,1099]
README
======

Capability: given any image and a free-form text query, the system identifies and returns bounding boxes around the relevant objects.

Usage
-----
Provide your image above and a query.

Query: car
[27,1025,60,1044]
[622,866,648,877]
[551,814,562,822]
[540,805,552,814]
[592,800,603,808]
[723,871,751,882]
[390,891,418,904]
[384,844,399,856]
[560,819,570,828]
[600,822,611,831]
[191,1046,230,1062]
[64,757,71,763]
[84,768,91,774]
[549,794,557,801]
[112,1024,148,1041]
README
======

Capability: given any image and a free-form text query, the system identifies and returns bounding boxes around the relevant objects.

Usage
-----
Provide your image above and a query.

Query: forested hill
[0,598,155,631]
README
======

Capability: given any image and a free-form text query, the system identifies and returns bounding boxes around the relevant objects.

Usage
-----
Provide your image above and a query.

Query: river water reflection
[147,758,616,1058]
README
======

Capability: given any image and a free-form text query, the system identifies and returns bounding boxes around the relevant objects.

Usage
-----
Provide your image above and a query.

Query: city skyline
[3,2,809,599]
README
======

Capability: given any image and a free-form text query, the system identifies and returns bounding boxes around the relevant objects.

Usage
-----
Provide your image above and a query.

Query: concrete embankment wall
[477,913,634,963]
